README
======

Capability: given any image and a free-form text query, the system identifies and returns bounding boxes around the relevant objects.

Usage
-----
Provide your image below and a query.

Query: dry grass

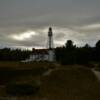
[39,66,100,100]
[0,61,54,69]
[0,62,100,100]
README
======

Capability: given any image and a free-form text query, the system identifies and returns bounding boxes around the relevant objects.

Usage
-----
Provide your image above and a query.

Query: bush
[6,82,40,96]
[84,63,95,68]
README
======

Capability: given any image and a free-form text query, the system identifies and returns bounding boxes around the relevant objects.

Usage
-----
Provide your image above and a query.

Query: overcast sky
[0,0,100,49]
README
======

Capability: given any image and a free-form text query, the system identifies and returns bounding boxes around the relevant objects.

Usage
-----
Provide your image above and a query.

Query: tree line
[0,40,100,65]
[0,48,32,61]
[55,40,100,65]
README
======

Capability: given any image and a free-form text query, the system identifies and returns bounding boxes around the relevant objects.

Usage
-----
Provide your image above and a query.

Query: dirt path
[92,69,100,81]
[42,69,53,76]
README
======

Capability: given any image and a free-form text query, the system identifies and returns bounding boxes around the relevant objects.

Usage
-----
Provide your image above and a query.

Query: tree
[96,40,100,50]
[66,40,73,48]
[84,44,90,49]
[65,40,76,50]
[95,40,100,61]
[0,48,32,61]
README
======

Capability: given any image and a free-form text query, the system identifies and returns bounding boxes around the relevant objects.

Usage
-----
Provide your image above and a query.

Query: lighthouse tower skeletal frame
[48,27,55,62]
[21,27,55,62]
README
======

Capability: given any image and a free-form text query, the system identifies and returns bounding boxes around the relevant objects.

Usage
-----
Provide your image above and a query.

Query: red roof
[32,48,49,54]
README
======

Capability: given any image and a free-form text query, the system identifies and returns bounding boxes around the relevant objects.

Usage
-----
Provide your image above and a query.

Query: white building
[24,49,55,62]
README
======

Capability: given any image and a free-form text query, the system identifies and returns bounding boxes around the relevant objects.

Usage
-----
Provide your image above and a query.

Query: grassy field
[40,66,100,100]
[0,61,53,83]
[0,62,100,100]
[0,61,54,68]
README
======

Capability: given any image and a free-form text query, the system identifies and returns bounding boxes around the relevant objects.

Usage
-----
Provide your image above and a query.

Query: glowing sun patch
[11,31,36,41]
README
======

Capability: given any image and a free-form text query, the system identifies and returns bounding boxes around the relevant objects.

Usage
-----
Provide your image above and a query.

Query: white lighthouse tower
[48,27,55,62]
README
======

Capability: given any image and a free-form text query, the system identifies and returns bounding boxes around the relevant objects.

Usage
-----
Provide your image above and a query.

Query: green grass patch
[6,82,40,96]
[0,67,47,85]
[0,61,56,85]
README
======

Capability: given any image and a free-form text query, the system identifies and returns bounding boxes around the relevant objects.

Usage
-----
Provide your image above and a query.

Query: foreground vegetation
[0,62,51,85]
[0,62,100,100]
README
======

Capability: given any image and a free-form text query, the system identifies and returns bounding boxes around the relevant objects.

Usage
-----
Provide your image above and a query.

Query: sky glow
[0,0,100,49]
[11,31,36,41]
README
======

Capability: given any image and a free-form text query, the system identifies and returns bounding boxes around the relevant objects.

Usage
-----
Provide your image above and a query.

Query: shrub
[6,82,40,96]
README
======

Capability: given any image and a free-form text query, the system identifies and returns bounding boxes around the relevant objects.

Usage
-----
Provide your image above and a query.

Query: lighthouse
[21,27,55,62]
[48,27,55,62]
[48,27,53,49]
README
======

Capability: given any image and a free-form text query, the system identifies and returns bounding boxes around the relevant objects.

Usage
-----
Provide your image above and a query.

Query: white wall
[48,50,55,62]
[21,50,55,62]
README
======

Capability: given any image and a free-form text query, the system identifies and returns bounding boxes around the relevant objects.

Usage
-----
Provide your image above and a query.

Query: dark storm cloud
[0,0,100,49]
